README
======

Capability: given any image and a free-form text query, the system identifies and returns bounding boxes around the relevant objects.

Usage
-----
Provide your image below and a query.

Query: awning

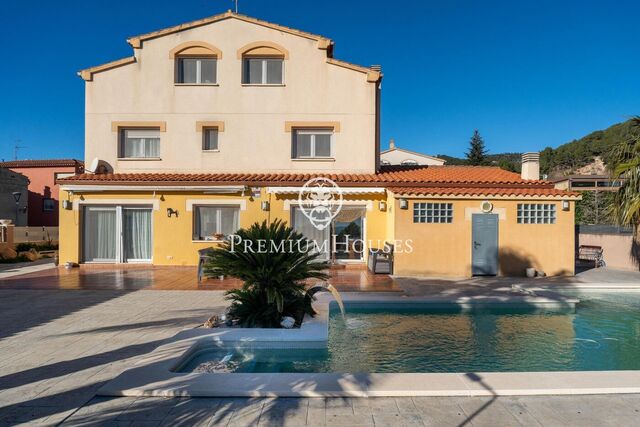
[266,186,386,195]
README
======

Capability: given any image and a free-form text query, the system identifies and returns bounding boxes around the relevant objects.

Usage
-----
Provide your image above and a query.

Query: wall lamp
[261,201,270,211]
[562,200,570,211]
[399,198,408,210]
[167,208,179,218]
[378,201,387,211]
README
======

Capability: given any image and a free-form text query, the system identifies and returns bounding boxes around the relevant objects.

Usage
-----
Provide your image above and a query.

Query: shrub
[204,219,329,327]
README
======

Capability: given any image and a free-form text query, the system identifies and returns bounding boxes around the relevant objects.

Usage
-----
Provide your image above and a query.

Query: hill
[437,119,638,176]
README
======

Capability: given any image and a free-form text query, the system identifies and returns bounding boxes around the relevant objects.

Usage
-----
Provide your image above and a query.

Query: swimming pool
[178,292,640,373]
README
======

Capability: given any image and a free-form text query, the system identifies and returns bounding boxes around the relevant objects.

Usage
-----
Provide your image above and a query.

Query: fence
[12,226,59,244]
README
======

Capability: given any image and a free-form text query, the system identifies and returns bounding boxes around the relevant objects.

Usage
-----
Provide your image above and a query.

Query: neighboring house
[553,175,623,192]
[58,11,579,277]
[0,168,29,226]
[380,139,445,166]
[0,159,84,226]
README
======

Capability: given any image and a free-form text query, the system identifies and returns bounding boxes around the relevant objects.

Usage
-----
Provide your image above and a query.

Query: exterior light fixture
[261,201,270,211]
[378,201,387,211]
[562,200,570,211]
[12,192,21,204]
[399,198,408,210]
[167,208,179,217]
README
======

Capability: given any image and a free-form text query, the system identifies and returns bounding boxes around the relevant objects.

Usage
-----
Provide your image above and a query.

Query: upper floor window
[176,57,217,84]
[292,129,333,159]
[243,58,283,85]
[170,42,221,85]
[238,42,288,85]
[119,128,160,159]
[203,128,219,151]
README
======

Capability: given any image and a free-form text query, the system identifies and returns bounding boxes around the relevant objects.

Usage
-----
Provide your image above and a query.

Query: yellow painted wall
[59,189,387,266]
[392,198,575,277]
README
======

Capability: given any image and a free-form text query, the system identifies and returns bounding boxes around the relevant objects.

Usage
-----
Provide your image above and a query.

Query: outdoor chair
[368,242,394,274]
[197,247,213,282]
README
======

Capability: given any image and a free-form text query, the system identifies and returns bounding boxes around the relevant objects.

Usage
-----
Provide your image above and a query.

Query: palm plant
[609,117,640,227]
[204,219,329,327]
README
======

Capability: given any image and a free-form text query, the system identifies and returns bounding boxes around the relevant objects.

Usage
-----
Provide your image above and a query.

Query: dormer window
[239,42,288,85]
[170,42,222,85]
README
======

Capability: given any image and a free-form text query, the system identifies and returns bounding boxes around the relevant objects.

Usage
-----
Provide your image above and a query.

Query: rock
[536,270,546,277]
[280,316,295,329]
[0,246,17,260]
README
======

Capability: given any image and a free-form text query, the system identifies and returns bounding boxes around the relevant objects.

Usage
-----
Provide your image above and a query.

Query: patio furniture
[368,242,394,274]
[197,247,213,282]
[578,245,605,268]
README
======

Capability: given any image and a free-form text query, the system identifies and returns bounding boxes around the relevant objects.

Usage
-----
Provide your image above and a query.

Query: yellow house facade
[59,11,580,277]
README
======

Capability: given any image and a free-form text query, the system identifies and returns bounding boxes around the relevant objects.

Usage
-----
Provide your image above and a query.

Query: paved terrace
[0,264,639,425]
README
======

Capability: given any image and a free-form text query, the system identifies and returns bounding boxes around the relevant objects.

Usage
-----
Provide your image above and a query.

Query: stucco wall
[0,168,29,226]
[380,149,444,166]
[392,198,576,277]
[85,18,377,174]
[579,232,639,271]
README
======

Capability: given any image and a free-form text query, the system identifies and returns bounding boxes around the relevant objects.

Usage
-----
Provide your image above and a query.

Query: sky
[1,0,638,162]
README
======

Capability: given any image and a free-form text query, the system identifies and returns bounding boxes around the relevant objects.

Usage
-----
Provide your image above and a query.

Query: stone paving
[1,275,640,425]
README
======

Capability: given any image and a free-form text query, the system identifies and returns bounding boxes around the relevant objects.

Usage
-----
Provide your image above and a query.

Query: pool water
[179,292,640,373]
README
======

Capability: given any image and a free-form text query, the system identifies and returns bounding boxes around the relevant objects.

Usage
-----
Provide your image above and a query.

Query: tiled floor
[0,264,400,292]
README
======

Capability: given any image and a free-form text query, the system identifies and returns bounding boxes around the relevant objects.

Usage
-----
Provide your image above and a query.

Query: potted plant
[203,220,329,328]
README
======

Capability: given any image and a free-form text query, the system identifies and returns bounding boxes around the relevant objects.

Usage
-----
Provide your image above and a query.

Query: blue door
[472,214,499,275]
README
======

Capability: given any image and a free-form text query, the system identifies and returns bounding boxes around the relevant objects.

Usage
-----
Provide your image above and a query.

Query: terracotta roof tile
[0,159,84,168]
[389,186,581,198]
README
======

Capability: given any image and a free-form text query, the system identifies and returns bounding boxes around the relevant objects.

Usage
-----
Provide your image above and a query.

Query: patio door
[82,206,153,263]
[291,207,330,261]
[333,206,366,261]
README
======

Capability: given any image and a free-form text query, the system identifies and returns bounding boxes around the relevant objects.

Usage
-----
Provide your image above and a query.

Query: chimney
[521,152,540,180]
[389,138,395,150]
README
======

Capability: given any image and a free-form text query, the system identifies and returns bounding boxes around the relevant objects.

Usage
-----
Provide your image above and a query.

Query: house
[380,139,445,166]
[58,11,579,277]
[0,167,29,226]
[553,175,623,192]
[0,159,84,226]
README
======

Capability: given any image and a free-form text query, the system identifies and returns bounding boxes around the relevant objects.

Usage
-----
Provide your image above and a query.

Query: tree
[608,116,640,228]
[466,130,488,165]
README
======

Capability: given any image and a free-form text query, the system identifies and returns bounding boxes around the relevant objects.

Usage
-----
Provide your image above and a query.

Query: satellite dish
[88,158,100,174]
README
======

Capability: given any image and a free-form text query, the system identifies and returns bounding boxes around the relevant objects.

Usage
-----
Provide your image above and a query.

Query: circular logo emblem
[298,177,343,230]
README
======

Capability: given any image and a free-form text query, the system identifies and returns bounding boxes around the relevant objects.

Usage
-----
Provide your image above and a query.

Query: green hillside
[437,119,638,174]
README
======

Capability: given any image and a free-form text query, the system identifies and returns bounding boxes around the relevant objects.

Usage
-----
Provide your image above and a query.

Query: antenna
[233,0,238,13]
[14,140,26,161]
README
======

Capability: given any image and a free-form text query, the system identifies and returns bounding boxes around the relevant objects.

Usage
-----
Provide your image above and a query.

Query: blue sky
[1,0,638,161]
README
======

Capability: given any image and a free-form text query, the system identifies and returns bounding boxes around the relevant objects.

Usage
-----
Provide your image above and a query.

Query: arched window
[238,42,288,85]
[401,159,419,166]
[170,42,222,85]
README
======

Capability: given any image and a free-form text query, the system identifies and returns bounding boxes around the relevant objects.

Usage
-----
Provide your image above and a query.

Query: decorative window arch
[236,41,289,59]
[169,41,222,59]
[171,42,221,85]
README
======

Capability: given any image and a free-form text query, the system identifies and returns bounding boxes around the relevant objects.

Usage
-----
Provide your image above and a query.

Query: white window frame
[292,129,334,159]
[192,205,240,241]
[118,128,161,159]
[202,127,219,151]
[242,57,284,85]
[176,57,217,84]
[517,203,557,224]
[413,202,454,223]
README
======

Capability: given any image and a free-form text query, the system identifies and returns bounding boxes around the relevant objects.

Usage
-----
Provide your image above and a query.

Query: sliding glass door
[83,206,118,263]
[333,206,366,261]
[291,207,330,261]
[82,206,153,263]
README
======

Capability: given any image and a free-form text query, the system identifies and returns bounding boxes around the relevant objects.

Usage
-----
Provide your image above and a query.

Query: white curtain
[292,207,329,259]
[123,129,160,158]
[194,206,239,240]
[123,209,152,260]
[84,207,117,262]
